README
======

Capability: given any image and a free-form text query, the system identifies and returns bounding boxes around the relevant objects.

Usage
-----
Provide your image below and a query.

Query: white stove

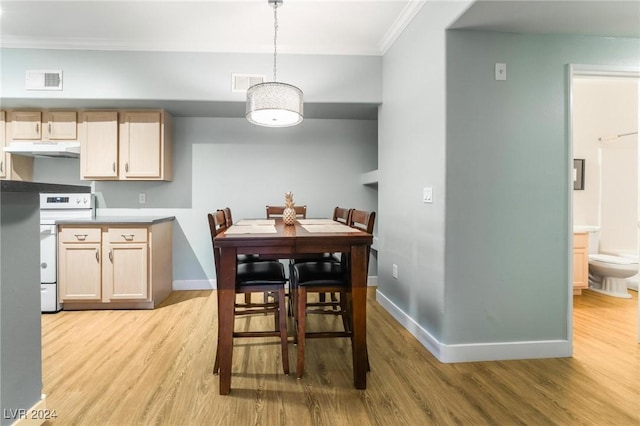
[40,193,95,313]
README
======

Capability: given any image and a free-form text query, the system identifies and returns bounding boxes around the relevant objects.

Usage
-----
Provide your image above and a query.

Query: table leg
[350,244,368,389]
[218,248,237,395]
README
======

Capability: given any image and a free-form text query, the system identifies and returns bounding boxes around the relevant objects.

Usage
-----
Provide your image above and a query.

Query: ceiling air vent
[25,70,63,91]
[232,74,265,93]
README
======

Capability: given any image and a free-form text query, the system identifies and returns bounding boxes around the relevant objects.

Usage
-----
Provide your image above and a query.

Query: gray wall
[1,48,381,104]
[1,192,42,425]
[378,1,471,344]
[379,0,639,361]
[444,31,640,345]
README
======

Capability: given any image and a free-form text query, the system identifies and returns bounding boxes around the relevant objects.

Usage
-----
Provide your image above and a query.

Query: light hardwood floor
[41,288,639,425]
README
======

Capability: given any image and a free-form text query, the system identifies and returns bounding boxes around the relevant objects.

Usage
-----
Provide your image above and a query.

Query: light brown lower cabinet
[58,221,172,310]
[573,232,589,295]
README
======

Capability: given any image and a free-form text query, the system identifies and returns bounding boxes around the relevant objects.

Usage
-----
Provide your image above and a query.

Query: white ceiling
[450,1,640,39]
[0,0,424,56]
[1,1,638,57]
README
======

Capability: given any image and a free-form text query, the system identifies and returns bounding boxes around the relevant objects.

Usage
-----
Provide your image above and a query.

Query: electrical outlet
[139,193,146,204]
[392,264,398,279]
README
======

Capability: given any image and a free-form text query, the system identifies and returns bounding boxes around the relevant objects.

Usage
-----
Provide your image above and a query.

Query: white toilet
[587,230,639,299]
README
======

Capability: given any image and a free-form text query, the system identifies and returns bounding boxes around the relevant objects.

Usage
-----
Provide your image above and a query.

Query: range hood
[4,142,80,158]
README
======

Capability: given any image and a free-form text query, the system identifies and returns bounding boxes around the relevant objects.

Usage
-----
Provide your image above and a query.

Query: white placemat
[297,218,337,225]
[301,224,355,233]
[225,225,277,234]
[235,219,276,226]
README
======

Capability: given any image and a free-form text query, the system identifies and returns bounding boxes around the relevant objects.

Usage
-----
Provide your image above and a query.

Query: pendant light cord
[273,1,279,82]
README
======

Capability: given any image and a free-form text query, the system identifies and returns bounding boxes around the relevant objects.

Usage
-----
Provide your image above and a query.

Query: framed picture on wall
[573,159,585,190]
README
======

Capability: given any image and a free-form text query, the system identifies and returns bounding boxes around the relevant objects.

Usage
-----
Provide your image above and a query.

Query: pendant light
[246,0,303,127]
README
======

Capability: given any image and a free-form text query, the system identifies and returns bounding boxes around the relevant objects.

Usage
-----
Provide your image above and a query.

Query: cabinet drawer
[108,228,148,243]
[59,227,101,243]
[573,232,588,250]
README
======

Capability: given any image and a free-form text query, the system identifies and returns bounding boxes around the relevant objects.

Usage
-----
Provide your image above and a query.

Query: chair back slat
[207,210,228,281]
[219,207,233,227]
[266,205,307,219]
[349,209,375,234]
[333,207,352,224]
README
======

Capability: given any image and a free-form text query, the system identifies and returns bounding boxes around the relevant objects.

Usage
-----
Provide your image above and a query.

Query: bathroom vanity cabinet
[573,232,589,295]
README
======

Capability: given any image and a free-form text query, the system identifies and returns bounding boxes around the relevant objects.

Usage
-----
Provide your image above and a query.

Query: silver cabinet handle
[74,234,88,241]
[95,248,99,262]
[0,160,3,173]
[121,234,135,241]
[48,122,52,134]
[112,162,116,172]
[125,163,129,172]
[36,122,39,133]
[109,248,113,262]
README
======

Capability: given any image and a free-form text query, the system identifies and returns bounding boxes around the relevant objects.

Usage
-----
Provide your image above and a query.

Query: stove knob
[76,198,81,204]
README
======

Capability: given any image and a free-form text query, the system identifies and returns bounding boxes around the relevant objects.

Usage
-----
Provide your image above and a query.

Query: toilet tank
[574,225,600,254]
[587,231,600,255]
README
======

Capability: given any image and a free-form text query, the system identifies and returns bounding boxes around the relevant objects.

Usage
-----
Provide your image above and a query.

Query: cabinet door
[59,243,102,301]
[81,111,119,179]
[120,111,161,179]
[573,233,589,294]
[104,242,149,301]
[45,111,77,140]
[1,110,34,181]
[573,247,588,292]
[9,111,42,139]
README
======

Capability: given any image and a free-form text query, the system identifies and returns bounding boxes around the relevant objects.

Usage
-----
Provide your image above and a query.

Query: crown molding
[379,0,426,54]
[0,35,382,57]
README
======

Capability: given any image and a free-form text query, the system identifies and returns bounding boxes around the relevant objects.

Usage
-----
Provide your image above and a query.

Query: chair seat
[237,261,286,285]
[294,261,346,287]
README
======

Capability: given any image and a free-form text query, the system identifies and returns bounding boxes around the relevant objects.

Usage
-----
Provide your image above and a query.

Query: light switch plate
[423,187,433,203]
[495,63,507,81]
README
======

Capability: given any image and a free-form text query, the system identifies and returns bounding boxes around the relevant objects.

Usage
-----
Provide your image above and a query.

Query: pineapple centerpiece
[282,192,297,225]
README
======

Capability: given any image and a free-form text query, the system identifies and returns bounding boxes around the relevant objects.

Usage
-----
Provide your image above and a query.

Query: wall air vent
[25,70,63,91]
[232,74,265,93]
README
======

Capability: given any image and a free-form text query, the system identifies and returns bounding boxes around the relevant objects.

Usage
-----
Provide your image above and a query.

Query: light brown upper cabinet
[80,111,120,180]
[119,111,172,181]
[8,110,77,140]
[0,110,34,181]
[80,110,172,181]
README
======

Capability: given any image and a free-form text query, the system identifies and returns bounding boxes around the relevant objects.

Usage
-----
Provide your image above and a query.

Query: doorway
[568,65,640,344]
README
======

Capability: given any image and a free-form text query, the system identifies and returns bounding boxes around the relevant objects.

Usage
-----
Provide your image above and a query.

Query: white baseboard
[173,276,377,291]
[172,279,215,291]
[375,289,443,358]
[375,289,572,363]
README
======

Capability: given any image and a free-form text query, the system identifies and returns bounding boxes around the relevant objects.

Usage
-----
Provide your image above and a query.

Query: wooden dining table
[213,218,373,395]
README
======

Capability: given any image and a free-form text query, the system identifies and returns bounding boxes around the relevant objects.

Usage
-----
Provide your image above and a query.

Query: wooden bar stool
[291,209,375,379]
[208,210,289,376]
